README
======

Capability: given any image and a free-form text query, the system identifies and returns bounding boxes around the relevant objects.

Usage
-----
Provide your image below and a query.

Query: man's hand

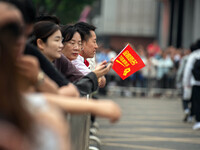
[98,76,106,88]
[93,59,114,78]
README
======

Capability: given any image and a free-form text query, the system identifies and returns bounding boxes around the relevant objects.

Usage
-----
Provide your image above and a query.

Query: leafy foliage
[32,0,94,24]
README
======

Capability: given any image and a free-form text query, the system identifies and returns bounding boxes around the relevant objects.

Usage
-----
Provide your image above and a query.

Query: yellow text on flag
[122,50,138,65]
[119,55,130,67]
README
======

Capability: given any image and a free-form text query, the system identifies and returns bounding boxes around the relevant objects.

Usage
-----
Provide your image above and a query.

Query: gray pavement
[97,96,200,150]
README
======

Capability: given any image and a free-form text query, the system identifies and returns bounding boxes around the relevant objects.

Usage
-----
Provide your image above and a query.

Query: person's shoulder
[60,53,67,59]
[58,54,70,62]
[188,49,200,59]
[192,49,200,55]
[72,55,83,63]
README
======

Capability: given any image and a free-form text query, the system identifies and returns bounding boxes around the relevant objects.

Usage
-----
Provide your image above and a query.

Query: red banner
[112,44,145,80]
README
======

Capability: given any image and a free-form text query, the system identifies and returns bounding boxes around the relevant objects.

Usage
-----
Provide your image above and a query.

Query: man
[176,49,191,122]
[72,22,113,87]
[72,22,114,136]
[183,39,200,130]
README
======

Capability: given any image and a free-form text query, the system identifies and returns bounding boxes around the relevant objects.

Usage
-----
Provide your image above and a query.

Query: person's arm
[16,55,59,94]
[183,54,194,88]
[17,54,80,97]
[73,72,98,96]
[93,59,113,78]
[176,57,186,88]
[98,76,106,88]
[58,83,80,97]
[24,44,69,87]
[75,58,114,79]
[72,55,114,89]
[36,71,59,93]
[24,44,80,97]
[54,55,98,95]
[44,93,121,123]
[72,56,113,86]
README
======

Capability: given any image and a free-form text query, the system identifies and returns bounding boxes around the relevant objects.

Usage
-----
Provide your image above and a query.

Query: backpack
[192,59,200,81]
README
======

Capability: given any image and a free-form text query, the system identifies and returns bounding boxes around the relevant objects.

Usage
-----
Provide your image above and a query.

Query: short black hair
[190,39,200,52]
[36,15,60,25]
[4,0,36,24]
[61,24,79,42]
[195,39,200,49]
[74,22,96,41]
[32,21,60,45]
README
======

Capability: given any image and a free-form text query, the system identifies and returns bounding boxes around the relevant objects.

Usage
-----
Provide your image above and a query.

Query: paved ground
[97,96,200,150]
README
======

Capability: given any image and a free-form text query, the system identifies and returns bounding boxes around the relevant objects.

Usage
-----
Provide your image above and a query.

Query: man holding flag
[72,22,145,82]
[72,22,113,88]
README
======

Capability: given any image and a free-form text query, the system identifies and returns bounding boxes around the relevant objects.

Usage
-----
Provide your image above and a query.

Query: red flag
[112,44,145,80]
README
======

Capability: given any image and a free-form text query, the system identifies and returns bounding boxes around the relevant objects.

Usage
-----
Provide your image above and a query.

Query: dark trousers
[182,99,190,110]
[181,87,191,111]
[191,86,200,121]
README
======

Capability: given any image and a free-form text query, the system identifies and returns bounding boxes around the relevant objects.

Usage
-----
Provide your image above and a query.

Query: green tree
[32,0,94,24]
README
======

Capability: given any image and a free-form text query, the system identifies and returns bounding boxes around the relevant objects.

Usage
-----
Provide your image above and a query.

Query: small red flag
[112,44,145,80]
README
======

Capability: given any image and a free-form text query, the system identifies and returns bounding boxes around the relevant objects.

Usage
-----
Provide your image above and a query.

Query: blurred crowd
[96,37,200,131]
[96,40,189,96]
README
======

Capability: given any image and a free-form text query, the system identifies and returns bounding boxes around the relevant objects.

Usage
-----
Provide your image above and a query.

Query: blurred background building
[32,0,200,95]
[90,0,158,51]
[87,0,200,50]
[33,0,200,50]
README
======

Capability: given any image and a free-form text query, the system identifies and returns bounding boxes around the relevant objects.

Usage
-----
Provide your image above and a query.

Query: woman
[0,3,70,149]
[61,24,109,88]
[0,3,32,150]
[32,21,63,62]
[61,25,82,61]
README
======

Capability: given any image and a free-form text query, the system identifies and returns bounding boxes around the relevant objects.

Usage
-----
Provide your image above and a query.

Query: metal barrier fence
[67,86,180,150]
[68,94,91,150]
[107,86,181,98]
[68,95,101,150]
[69,114,90,150]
